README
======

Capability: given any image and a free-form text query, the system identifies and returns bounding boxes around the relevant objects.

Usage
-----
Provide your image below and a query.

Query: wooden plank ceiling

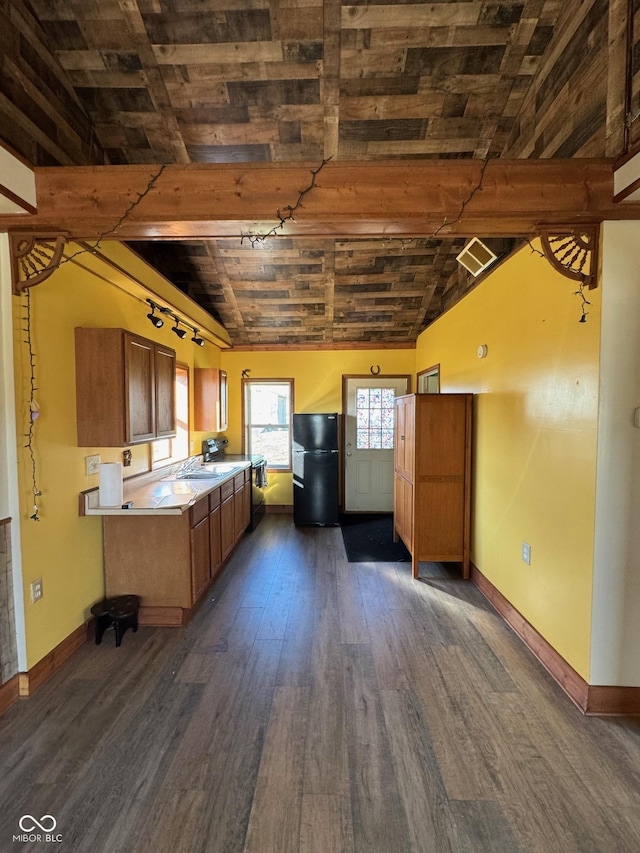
[26,0,568,345]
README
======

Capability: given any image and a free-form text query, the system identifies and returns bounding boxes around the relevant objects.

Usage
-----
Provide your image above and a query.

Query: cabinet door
[394,396,414,480]
[234,482,250,542]
[75,327,127,446]
[221,496,235,559]
[415,394,470,561]
[194,368,227,432]
[190,516,210,603]
[125,333,155,443]
[400,476,413,551]
[209,504,222,579]
[155,346,176,438]
[242,480,251,530]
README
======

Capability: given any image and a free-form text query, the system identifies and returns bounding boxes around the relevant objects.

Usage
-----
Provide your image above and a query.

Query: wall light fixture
[145,299,205,347]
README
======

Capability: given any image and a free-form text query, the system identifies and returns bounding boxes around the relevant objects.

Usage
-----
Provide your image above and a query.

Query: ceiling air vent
[456,238,498,277]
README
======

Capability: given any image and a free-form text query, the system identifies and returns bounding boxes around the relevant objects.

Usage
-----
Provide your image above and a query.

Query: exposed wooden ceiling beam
[0,159,633,239]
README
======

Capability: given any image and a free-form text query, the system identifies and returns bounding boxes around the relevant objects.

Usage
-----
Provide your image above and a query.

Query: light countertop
[81,459,251,516]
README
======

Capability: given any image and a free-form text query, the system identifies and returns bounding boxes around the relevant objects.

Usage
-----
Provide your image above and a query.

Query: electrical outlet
[31,578,43,603]
[85,454,101,476]
[521,542,531,566]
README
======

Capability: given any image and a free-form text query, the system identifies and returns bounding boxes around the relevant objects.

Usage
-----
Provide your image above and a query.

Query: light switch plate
[522,542,531,565]
[85,454,101,476]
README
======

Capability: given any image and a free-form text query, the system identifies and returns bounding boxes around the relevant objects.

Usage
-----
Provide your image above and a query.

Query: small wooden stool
[91,595,140,647]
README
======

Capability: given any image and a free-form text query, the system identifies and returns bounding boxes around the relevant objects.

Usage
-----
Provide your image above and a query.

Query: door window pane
[355,386,396,449]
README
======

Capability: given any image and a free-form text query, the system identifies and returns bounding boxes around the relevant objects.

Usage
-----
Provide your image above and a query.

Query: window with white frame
[152,364,189,467]
[243,379,293,470]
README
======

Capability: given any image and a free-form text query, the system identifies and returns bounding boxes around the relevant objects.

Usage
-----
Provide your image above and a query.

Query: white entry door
[343,376,409,512]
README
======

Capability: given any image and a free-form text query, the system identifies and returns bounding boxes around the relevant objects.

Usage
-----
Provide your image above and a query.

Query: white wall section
[590,221,640,684]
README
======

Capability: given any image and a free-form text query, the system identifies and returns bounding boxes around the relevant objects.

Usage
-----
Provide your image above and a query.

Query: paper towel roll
[99,462,123,507]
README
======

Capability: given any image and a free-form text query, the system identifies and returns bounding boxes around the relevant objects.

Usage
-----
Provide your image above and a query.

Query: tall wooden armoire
[393,393,472,579]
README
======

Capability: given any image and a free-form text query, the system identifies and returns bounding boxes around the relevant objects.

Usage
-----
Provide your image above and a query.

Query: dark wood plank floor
[2,515,640,852]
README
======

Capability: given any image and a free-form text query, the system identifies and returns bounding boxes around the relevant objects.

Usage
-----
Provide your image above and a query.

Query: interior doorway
[342,375,410,512]
[417,363,440,393]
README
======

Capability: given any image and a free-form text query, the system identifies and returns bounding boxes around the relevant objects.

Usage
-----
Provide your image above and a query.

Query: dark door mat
[339,513,411,563]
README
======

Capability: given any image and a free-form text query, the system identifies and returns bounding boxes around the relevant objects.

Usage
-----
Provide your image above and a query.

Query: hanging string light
[23,288,42,521]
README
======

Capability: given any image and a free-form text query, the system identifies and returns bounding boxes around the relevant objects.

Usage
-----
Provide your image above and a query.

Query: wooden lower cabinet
[221,479,235,561]
[190,516,210,602]
[393,474,413,554]
[103,476,249,626]
[209,502,222,580]
[233,470,251,543]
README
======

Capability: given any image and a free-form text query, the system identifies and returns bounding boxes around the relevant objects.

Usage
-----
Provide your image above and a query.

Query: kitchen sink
[160,460,243,483]
[201,462,240,474]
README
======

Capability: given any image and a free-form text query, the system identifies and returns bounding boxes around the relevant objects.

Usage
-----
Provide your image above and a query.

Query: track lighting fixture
[145,299,206,347]
[146,301,164,329]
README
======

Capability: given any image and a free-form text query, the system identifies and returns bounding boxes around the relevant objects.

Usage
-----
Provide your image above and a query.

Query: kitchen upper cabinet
[194,368,228,432]
[394,393,472,580]
[75,328,176,446]
[154,345,177,438]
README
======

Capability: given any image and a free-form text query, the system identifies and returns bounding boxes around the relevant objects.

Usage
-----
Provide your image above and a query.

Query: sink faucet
[179,455,201,475]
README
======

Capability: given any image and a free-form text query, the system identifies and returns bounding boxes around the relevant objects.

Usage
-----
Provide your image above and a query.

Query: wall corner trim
[470,564,640,716]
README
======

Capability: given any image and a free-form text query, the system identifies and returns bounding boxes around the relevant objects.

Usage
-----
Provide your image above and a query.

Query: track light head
[172,320,187,339]
[191,330,205,347]
[146,299,165,329]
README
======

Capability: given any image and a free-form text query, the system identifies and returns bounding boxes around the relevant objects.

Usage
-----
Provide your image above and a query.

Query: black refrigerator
[293,413,340,526]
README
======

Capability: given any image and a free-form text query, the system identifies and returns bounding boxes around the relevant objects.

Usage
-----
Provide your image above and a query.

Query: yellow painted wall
[221,348,415,506]
[13,242,222,668]
[415,243,600,678]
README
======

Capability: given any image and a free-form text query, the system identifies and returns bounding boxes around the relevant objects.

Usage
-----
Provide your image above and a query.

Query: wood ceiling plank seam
[9,1,89,108]
[605,0,628,157]
[56,49,109,73]
[367,25,515,51]
[115,0,190,164]
[205,240,249,342]
[322,0,342,161]
[152,42,284,65]
[340,4,483,31]
[319,240,335,342]
[65,69,148,88]
[0,91,82,167]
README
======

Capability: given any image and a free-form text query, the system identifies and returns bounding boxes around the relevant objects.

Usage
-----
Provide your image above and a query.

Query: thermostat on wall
[477,344,488,359]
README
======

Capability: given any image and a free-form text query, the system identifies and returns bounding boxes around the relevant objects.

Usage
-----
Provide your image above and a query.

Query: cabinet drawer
[221,479,234,502]
[208,486,221,511]
[190,496,209,527]
[234,472,245,492]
